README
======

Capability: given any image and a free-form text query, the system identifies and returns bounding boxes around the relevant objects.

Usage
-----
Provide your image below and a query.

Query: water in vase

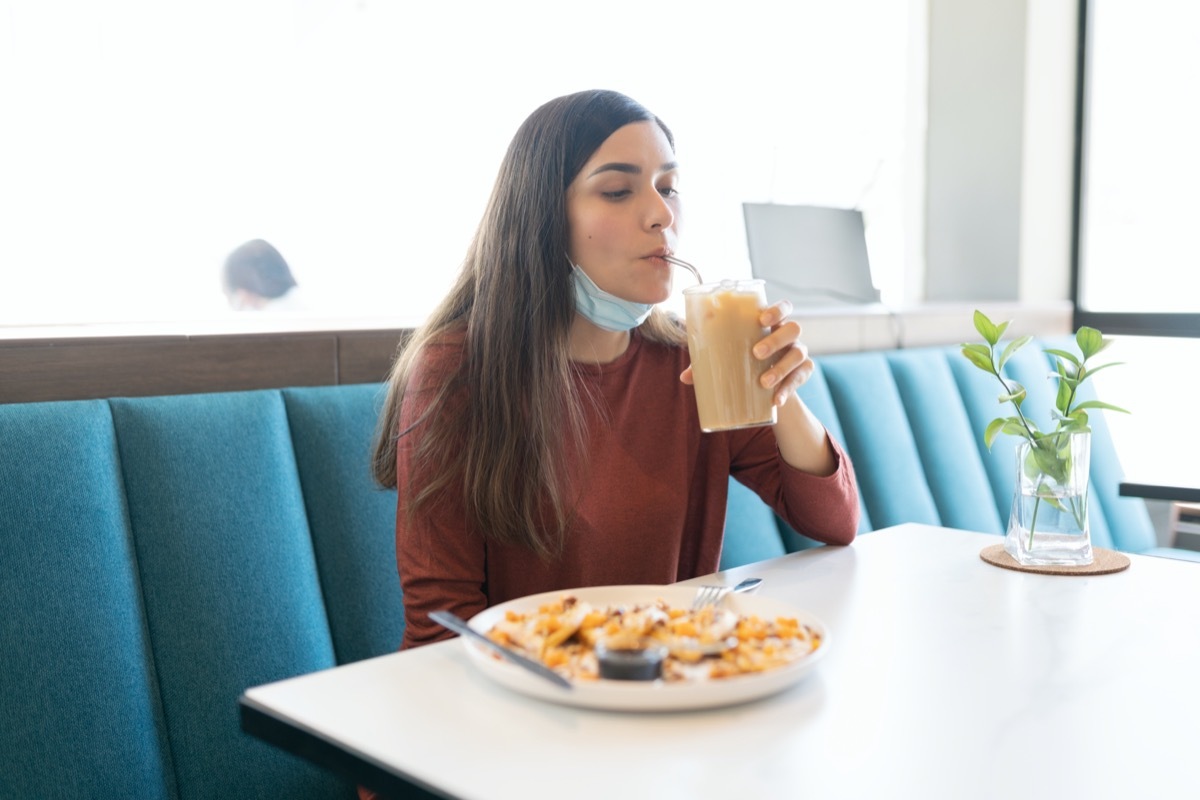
[1005,487,1093,566]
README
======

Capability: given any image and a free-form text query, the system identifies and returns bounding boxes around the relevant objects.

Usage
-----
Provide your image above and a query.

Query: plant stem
[1028,496,1041,549]
[987,355,1038,440]
[1071,494,1086,532]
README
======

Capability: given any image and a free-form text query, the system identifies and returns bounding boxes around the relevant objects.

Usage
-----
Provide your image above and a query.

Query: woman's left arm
[752,300,837,476]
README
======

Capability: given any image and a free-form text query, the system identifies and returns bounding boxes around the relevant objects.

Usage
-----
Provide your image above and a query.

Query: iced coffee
[683,279,778,432]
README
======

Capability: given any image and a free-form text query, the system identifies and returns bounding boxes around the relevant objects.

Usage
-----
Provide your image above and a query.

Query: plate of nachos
[461,584,829,711]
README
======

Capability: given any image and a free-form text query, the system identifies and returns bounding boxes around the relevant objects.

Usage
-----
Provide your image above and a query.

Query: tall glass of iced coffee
[683,279,778,432]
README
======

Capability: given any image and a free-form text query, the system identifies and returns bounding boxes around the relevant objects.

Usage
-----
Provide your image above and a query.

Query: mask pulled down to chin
[569,262,653,332]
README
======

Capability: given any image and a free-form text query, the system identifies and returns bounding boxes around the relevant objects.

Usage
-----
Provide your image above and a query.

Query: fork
[690,577,763,611]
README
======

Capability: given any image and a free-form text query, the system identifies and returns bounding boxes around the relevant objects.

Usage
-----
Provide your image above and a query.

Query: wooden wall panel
[0,329,410,404]
[0,301,1071,404]
[337,330,408,385]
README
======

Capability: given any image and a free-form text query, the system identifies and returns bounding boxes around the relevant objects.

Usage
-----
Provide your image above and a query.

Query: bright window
[1076,0,1200,485]
[1077,0,1200,317]
[0,0,914,328]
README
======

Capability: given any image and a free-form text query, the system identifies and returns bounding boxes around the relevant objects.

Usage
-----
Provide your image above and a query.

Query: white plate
[462,584,829,711]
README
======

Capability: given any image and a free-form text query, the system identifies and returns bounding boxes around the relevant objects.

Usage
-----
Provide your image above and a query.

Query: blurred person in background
[222,239,305,311]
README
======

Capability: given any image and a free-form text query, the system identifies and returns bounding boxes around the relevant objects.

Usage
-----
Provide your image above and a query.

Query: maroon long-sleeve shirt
[395,329,859,649]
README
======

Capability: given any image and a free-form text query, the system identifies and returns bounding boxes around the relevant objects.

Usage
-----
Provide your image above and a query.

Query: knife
[429,610,573,691]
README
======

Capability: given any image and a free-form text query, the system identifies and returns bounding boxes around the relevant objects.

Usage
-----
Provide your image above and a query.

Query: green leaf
[1040,491,1068,513]
[1030,444,1069,484]
[1023,449,1057,483]
[983,418,1006,449]
[984,419,1032,450]
[1058,411,1091,435]
[1056,371,1084,391]
[973,310,1001,346]
[1056,375,1080,390]
[985,417,1030,449]
[1043,348,1081,368]
[1053,361,1080,386]
[998,383,1026,407]
[1072,399,1131,415]
[1006,420,1031,438]
[962,343,991,360]
[1080,361,1124,380]
[1054,359,1080,381]
[1076,326,1104,359]
[1055,376,1073,414]
[995,320,1011,340]
[1021,449,1037,480]
[997,336,1031,370]
[960,346,995,374]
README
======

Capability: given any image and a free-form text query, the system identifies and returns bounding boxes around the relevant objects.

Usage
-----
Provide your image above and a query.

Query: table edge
[239,692,452,800]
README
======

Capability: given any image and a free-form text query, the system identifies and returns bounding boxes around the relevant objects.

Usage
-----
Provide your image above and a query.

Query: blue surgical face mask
[570,262,653,332]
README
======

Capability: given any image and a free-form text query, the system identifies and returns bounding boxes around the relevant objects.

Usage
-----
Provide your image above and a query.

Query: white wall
[1019,0,1079,304]
[924,0,1028,302]
[922,0,1079,305]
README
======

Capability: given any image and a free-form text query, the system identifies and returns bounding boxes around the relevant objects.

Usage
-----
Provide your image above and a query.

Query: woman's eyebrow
[587,160,679,178]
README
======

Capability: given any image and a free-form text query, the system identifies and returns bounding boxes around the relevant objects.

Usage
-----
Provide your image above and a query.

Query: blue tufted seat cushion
[0,401,175,798]
[110,391,352,799]
[720,363,871,570]
[282,385,403,664]
[821,352,945,529]
[886,348,1004,533]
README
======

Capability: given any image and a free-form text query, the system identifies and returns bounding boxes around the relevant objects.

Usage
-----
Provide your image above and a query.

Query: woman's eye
[658,186,679,198]
[602,189,632,199]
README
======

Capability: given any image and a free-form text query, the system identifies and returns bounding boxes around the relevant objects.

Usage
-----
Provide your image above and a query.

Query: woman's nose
[646,192,676,231]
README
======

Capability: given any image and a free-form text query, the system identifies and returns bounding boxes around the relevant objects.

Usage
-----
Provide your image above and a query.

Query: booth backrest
[0,385,399,799]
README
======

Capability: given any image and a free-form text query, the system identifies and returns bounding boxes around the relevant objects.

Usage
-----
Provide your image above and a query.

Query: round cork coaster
[980,543,1131,576]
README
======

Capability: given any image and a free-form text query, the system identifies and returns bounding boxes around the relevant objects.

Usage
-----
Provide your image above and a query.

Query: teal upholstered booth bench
[1,339,1193,798]
[0,385,402,799]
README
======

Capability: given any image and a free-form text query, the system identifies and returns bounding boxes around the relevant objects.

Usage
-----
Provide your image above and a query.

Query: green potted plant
[961,311,1128,566]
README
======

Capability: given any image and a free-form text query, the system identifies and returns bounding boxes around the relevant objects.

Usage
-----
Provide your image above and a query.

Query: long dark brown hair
[372,89,685,558]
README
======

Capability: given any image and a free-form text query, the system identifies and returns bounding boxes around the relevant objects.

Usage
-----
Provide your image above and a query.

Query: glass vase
[1004,432,1093,566]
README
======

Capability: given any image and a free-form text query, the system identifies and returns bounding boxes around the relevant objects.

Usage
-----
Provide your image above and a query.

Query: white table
[240,524,1200,799]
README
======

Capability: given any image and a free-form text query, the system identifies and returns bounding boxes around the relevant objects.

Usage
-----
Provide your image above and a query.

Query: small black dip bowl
[594,639,669,681]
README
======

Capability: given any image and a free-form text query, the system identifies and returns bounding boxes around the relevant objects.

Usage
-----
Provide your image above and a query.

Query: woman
[373,89,859,650]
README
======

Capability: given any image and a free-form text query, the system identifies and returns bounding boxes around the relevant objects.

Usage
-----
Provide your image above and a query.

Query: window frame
[1071,0,1200,338]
